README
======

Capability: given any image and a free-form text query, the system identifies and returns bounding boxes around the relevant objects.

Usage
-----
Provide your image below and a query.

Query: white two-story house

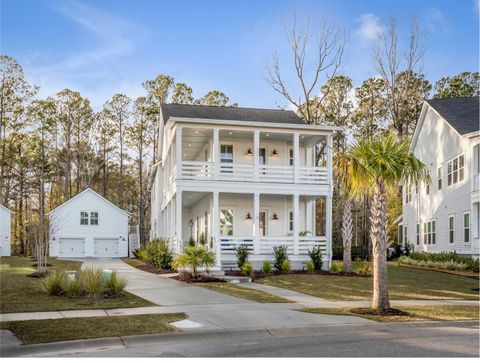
[399,97,479,258]
[150,104,339,270]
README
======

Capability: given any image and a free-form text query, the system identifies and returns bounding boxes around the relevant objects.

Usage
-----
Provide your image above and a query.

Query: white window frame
[447,154,464,186]
[90,211,99,226]
[288,210,293,232]
[220,144,233,163]
[437,165,442,190]
[423,222,427,245]
[80,211,89,225]
[403,226,408,245]
[416,223,420,245]
[432,220,436,245]
[288,148,294,166]
[464,212,470,243]
[448,215,455,243]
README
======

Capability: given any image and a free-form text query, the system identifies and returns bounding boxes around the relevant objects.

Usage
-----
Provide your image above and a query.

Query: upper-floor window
[447,155,464,186]
[80,212,89,225]
[221,145,233,163]
[449,215,455,243]
[90,212,99,225]
[289,148,294,166]
[464,213,470,243]
[437,166,442,190]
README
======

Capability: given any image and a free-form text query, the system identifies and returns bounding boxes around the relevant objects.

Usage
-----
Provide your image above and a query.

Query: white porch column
[326,195,333,269]
[326,134,333,186]
[253,130,260,181]
[293,193,299,255]
[175,190,182,253]
[212,191,221,268]
[253,192,260,254]
[306,200,314,235]
[175,126,183,179]
[293,133,300,183]
[213,128,220,180]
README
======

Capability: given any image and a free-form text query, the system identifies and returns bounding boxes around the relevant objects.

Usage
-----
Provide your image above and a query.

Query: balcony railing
[219,236,327,255]
[180,161,328,185]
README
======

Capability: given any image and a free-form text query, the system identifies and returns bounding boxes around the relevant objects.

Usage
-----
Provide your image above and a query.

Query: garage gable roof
[47,188,131,217]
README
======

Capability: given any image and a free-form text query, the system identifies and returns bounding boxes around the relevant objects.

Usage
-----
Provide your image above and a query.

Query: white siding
[0,206,12,256]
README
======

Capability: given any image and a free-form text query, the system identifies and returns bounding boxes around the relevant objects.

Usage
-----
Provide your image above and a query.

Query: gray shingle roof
[427,97,479,135]
[160,103,306,125]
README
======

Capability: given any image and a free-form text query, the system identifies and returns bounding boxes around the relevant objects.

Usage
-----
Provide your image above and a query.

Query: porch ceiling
[182,128,211,161]
[182,191,209,208]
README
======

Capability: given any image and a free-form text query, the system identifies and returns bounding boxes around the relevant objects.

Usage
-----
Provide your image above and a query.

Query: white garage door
[94,238,119,257]
[59,238,85,258]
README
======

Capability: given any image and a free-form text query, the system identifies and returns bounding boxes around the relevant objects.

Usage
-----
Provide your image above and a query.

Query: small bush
[405,251,479,272]
[199,233,207,246]
[241,261,253,276]
[330,261,344,273]
[135,246,148,261]
[280,260,291,272]
[308,246,323,271]
[146,238,173,269]
[235,245,250,269]
[273,245,289,270]
[103,271,127,296]
[62,275,82,297]
[41,270,64,296]
[355,262,371,276]
[262,260,272,274]
[82,268,103,296]
[188,237,196,247]
[306,261,315,273]
[399,256,472,272]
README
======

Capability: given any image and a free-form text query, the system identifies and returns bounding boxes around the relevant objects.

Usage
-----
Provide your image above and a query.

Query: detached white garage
[0,204,12,256]
[48,188,130,258]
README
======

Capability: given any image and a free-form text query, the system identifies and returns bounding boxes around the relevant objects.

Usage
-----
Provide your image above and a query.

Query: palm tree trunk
[370,180,390,310]
[342,199,353,273]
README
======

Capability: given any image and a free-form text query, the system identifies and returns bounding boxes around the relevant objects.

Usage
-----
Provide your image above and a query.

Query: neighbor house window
[289,148,294,166]
[80,212,89,225]
[416,224,420,245]
[403,226,408,245]
[432,220,436,244]
[423,222,427,245]
[437,166,442,190]
[427,221,432,245]
[220,209,233,236]
[464,213,470,243]
[448,155,464,186]
[90,212,99,225]
[449,215,455,243]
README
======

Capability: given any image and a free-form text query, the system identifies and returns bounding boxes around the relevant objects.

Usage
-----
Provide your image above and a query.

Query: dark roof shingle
[160,103,306,125]
[427,97,479,135]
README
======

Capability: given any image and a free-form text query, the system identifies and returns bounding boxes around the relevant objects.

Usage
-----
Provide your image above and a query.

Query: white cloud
[355,13,383,43]
[426,7,449,34]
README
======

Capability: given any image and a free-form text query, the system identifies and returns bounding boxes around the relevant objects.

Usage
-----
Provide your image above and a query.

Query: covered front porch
[167,191,331,270]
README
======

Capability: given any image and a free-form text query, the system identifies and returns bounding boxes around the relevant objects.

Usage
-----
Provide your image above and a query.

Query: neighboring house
[48,188,130,258]
[399,97,480,258]
[0,205,12,256]
[150,104,339,270]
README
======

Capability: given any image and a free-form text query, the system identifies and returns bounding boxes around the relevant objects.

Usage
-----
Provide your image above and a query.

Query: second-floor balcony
[164,126,332,187]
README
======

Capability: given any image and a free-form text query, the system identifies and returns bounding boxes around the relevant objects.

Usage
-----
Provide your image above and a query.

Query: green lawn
[257,262,479,301]
[121,257,147,268]
[0,313,187,345]
[196,282,292,303]
[0,256,155,313]
[300,305,480,323]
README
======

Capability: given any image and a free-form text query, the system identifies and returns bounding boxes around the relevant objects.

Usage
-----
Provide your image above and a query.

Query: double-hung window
[427,221,432,245]
[90,212,99,225]
[423,222,427,244]
[449,216,455,243]
[221,145,233,173]
[289,148,294,166]
[403,226,408,245]
[416,224,420,245]
[288,211,294,232]
[447,155,464,186]
[437,166,442,190]
[464,213,470,243]
[432,220,436,244]
[80,212,89,225]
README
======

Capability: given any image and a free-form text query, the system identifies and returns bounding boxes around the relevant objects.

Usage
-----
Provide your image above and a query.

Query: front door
[259,211,267,237]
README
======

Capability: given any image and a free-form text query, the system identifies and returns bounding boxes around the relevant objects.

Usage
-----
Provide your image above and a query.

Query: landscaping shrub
[355,262,371,276]
[399,256,471,272]
[273,245,289,270]
[402,252,479,272]
[307,246,323,271]
[62,275,82,297]
[241,261,253,276]
[280,260,291,272]
[188,237,196,247]
[82,268,103,296]
[172,245,215,277]
[199,233,207,246]
[235,244,250,269]
[146,238,173,270]
[134,246,148,261]
[330,261,344,273]
[262,260,272,274]
[41,270,64,296]
[103,271,127,296]
[306,260,315,273]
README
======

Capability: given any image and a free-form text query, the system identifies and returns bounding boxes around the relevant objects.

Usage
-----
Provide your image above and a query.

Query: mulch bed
[171,273,225,283]
[225,269,369,281]
[135,262,174,275]
[350,307,410,317]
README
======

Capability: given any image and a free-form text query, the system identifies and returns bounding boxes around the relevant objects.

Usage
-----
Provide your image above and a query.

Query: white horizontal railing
[258,236,294,254]
[219,163,253,181]
[174,161,328,185]
[219,236,254,254]
[298,166,328,184]
[298,236,327,255]
[258,165,294,183]
[182,161,213,180]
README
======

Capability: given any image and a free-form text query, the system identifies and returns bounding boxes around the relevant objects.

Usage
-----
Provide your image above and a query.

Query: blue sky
[2,0,479,110]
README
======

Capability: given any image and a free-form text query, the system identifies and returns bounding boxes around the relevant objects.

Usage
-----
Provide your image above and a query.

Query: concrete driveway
[80,258,375,331]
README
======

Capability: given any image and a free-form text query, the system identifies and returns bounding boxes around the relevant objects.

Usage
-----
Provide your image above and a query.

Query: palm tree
[345,133,429,311]
[172,245,215,277]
